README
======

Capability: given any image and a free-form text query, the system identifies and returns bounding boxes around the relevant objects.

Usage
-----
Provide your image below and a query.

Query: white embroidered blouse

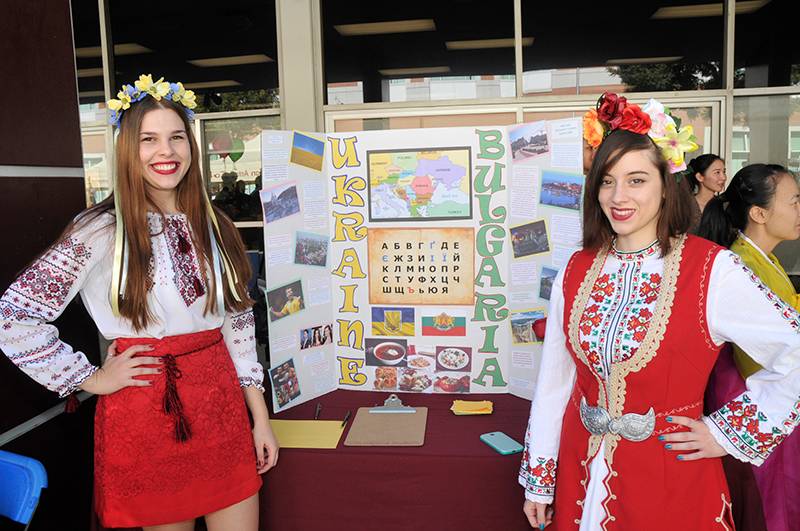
[0,212,264,398]
[519,240,800,508]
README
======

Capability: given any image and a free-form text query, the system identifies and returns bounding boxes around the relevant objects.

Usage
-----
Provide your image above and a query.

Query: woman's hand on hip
[523,500,553,529]
[660,415,727,460]
[79,341,162,395]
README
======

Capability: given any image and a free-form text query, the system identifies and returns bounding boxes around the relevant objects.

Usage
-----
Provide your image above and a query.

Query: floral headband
[582,92,699,174]
[106,74,197,127]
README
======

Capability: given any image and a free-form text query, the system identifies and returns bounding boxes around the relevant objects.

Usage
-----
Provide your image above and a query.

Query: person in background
[0,74,278,530]
[686,154,727,231]
[699,163,800,531]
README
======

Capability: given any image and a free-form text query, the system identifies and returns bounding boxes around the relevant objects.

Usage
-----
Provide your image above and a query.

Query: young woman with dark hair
[519,94,800,530]
[699,163,800,531]
[688,154,727,213]
[0,75,278,530]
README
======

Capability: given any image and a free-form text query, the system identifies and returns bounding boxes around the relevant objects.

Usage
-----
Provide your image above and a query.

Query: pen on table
[341,410,352,428]
[314,402,322,420]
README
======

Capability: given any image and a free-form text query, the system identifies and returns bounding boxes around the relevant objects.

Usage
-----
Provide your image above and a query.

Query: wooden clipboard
[344,395,428,446]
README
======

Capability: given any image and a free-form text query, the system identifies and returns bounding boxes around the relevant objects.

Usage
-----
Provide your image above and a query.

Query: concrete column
[276,0,324,132]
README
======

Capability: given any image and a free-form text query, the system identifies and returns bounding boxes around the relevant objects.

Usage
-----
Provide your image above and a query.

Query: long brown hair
[582,130,692,255]
[49,98,252,331]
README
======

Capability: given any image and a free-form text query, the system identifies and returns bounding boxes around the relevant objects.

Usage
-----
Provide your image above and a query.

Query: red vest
[553,235,735,530]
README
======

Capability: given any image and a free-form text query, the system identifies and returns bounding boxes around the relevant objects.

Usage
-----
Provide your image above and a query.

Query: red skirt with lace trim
[93,328,262,528]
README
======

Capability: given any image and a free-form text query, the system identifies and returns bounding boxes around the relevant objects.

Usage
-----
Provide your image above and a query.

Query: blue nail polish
[677,455,683,461]
[666,416,673,422]
[540,525,545,530]
[665,444,672,450]
[658,435,665,441]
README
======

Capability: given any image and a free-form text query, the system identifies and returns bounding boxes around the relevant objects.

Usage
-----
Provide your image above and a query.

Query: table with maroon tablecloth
[260,390,533,531]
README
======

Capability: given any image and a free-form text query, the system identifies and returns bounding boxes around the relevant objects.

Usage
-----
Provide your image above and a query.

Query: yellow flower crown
[107,74,197,127]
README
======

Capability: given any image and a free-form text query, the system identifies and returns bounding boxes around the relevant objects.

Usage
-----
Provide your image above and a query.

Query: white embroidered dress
[0,212,264,397]
[519,240,800,530]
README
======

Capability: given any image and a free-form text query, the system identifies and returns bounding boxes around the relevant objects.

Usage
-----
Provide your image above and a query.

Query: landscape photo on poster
[510,309,546,345]
[540,170,583,211]
[367,147,472,222]
[290,131,325,171]
[510,121,549,161]
[539,266,558,301]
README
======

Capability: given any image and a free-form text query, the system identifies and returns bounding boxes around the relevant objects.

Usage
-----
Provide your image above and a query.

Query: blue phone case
[480,431,524,455]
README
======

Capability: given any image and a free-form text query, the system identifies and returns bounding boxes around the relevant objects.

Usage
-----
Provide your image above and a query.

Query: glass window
[331,112,518,132]
[203,115,281,222]
[109,2,279,111]
[323,1,516,104]
[732,94,800,274]
[735,0,798,88]
[522,1,724,95]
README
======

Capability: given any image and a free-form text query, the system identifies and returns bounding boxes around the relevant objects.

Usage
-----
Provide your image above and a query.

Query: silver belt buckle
[579,397,655,442]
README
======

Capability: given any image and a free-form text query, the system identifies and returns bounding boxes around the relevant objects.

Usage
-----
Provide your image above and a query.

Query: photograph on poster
[371,307,415,336]
[399,367,433,392]
[299,323,333,350]
[510,220,550,258]
[435,346,472,372]
[373,367,398,391]
[294,231,329,267]
[510,309,546,344]
[367,147,472,222]
[260,181,300,223]
[290,131,325,171]
[540,266,559,301]
[420,309,467,336]
[434,372,471,393]
[539,170,583,211]
[270,358,301,408]
[266,279,305,322]
[510,121,549,161]
[365,338,408,367]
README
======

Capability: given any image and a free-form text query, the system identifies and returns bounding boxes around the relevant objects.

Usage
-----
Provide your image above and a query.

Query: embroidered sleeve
[705,251,800,465]
[518,268,576,502]
[221,308,265,391]
[0,217,110,397]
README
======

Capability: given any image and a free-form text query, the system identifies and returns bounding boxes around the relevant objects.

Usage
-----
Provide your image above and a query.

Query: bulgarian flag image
[421,310,467,336]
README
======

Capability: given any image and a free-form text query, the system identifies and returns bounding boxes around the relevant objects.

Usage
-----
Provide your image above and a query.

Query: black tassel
[174,415,192,443]
[161,354,192,442]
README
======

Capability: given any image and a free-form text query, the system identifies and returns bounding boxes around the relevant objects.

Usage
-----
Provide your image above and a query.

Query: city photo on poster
[294,231,329,267]
[509,121,549,161]
[510,220,550,258]
[260,180,300,223]
[539,170,583,211]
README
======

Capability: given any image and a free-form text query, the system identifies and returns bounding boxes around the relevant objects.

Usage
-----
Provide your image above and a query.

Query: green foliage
[194,88,280,113]
[609,62,723,92]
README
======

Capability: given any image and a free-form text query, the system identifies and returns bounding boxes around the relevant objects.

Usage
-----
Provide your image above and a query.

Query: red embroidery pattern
[709,393,795,462]
[0,236,92,320]
[520,440,558,497]
[732,254,800,332]
[163,217,206,308]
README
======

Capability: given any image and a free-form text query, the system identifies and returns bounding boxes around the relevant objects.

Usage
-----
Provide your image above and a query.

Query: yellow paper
[269,419,345,449]
[450,400,493,415]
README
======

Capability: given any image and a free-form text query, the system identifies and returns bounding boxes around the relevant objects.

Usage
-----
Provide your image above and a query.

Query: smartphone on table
[480,431,524,455]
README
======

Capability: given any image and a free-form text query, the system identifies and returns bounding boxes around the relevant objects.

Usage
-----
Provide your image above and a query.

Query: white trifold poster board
[261,119,584,412]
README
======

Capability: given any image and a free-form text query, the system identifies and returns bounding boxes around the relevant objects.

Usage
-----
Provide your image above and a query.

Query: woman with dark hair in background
[687,154,727,230]
[699,163,800,531]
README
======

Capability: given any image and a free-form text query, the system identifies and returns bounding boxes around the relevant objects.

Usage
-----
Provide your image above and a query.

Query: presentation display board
[261,119,584,412]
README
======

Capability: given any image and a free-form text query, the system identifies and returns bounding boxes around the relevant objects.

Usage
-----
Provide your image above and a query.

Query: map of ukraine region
[367,148,472,222]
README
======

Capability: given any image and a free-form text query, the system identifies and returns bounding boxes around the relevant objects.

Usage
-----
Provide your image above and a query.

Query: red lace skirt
[94,328,262,527]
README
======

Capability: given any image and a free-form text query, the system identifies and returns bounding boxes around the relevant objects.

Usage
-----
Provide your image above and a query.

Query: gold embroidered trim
[715,493,733,530]
[568,235,687,466]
